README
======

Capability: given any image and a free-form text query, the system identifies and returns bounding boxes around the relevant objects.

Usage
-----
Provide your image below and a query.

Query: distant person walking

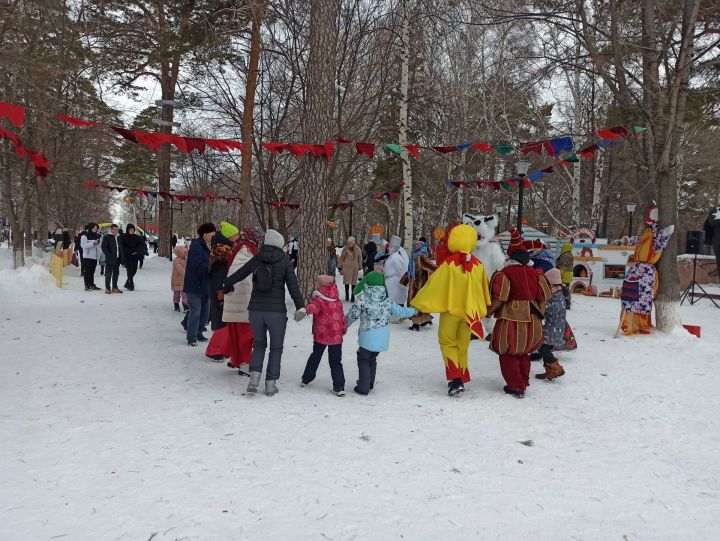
[337,236,362,302]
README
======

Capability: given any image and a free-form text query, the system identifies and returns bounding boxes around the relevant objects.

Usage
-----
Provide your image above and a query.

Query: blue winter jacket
[183,237,211,296]
[346,285,416,352]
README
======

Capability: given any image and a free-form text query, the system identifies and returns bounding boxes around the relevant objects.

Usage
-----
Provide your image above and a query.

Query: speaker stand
[680,252,720,308]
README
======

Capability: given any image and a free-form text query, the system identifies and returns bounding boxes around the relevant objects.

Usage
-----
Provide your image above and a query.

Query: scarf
[407,240,428,277]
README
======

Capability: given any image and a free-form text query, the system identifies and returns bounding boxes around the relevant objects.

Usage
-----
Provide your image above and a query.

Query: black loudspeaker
[686,230,705,254]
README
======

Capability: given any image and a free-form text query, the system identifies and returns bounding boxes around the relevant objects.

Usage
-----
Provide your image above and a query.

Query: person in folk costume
[618,206,675,335]
[555,242,574,309]
[407,237,437,331]
[410,224,492,396]
[382,235,409,306]
[214,227,265,376]
[532,268,567,381]
[204,222,241,362]
[488,228,552,398]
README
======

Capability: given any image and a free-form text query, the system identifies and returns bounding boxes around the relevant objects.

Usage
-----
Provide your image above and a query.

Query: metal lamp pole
[515,159,531,234]
[168,189,176,262]
[348,192,355,238]
[626,202,636,237]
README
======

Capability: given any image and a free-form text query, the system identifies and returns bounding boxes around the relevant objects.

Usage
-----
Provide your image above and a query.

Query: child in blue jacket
[346,271,416,395]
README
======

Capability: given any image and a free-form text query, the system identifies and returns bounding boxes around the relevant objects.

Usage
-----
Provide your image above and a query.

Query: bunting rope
[1,99,648,169]
[444,126,644,192]
[80,181,243,203]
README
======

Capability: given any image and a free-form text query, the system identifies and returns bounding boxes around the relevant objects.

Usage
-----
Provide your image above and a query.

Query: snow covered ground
[1,249,719,540]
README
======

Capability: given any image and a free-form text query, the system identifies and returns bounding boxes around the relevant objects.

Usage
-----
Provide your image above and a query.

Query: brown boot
[112,287,124,294]
[536,360,565,380]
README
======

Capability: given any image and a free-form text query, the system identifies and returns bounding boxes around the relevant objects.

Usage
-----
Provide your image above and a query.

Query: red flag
[0,100,25,127]
[472,143,493,153]
[112,126,138,143]
[56,114,99,127]
[219,139,243,151]
[355,142,375,159]
[404,145,419,159]
[520,141,543,155]
[433,146,457,153]
[594,126,628,141]
[184,137,206,154]
[262,142,287,154]
[336,136,353,144]
[287,143,311,157]
[577,144,600,159]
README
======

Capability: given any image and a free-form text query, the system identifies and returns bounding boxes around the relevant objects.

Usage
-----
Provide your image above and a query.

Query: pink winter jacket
[171,246,188,292]
[305,283,348,345]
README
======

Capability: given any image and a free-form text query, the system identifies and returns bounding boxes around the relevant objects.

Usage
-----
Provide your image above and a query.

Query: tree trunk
[238,0,266,227]
[654,0,699,332]
[297,0,340,300]
[399,7,413,248]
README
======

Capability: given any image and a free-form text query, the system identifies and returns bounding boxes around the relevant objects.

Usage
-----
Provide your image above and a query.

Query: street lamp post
[515,159,531,234]
[626,202,636,237]
[347,192,356,238]
[168,189,182,262]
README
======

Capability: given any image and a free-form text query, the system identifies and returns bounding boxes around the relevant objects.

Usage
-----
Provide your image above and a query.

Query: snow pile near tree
[1,252,719,540]
[0,253,58,296]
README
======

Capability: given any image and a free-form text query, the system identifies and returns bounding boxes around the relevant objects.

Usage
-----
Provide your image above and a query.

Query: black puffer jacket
[121,225,148,262]
[224,244,304,313]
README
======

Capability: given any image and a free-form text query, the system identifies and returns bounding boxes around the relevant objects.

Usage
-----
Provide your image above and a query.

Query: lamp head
[515,160,531,177]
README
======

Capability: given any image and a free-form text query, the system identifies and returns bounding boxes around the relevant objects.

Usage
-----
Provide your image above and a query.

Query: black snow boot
[503,386,525,399]
[174,302,181,312]
[196,333,208,342]
[448,378,464,396]
[409,324,420,331]
[344,284,350,301]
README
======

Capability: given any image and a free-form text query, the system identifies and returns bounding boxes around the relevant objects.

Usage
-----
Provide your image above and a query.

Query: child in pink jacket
[299,275,348,396]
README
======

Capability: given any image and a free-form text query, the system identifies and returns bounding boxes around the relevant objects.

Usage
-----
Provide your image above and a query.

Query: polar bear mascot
[462,213,506,281]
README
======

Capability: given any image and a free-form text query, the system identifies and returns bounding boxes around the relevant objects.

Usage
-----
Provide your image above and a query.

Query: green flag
[384,143,403,154]
[493,144,514,155]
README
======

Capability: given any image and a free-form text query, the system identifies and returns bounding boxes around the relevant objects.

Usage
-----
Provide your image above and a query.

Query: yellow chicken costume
[411,224,492,395]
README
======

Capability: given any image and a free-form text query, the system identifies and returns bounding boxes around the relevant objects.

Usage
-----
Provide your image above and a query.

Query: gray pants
[249,311,288,381]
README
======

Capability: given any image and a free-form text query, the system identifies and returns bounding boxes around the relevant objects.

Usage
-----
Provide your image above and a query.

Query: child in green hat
[346,271,416,395]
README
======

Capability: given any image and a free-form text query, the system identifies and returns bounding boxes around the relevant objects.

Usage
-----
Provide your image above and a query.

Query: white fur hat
[264,229,285,249]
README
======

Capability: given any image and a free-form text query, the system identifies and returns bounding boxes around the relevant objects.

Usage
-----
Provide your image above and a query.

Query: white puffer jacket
[222,245,253,323]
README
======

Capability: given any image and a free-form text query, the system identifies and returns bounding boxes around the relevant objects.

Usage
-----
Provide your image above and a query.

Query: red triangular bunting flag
[403,145,419,159]
[472,143,493,153]
[56,114,99,127]
[0,100,25,127]
[262,142,288,154]
[355,142,375,159]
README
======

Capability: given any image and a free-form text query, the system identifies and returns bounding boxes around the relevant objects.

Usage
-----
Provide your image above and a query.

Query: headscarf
[238,226,265,255]
[407,239,428,277]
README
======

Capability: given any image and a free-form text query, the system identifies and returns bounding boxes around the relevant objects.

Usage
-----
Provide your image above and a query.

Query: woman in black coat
[121,224,147,291]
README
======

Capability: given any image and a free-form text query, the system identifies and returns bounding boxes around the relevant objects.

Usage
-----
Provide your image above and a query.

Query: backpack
[252,263,275,292]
